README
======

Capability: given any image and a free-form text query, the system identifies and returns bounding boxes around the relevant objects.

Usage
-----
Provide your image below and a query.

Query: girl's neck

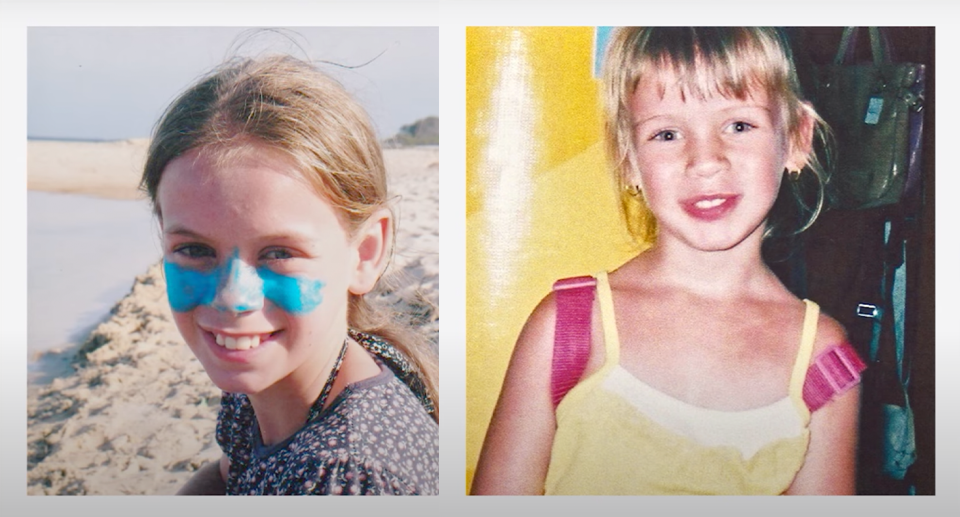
[247,333,382,447]
[642,233,773,299]
[247,329,348,447]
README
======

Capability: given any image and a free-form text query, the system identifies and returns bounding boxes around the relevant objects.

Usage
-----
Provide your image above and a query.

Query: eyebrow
[163,224,319,247]
[163,225,207,239]
[255,231,317,245]
[634,104,774,126]
[726,104,773,113]
[633,114,670,128]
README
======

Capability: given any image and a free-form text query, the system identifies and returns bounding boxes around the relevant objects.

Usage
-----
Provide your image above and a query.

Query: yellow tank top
[544,272,818,495]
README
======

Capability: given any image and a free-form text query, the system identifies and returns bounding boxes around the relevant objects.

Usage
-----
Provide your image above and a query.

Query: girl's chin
[657,217,765,252]
[203,369,274,396]
[188,336,283,395]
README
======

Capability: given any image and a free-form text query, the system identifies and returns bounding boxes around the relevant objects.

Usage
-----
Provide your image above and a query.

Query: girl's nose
[687,134,728,178]
[213,254,265,313]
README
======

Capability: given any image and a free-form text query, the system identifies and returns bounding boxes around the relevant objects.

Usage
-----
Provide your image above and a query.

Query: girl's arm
[176,454,229,495]
[786,316,862,495]
[471,294,559,495]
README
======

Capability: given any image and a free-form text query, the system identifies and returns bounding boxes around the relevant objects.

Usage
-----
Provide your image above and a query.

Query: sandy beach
[26,139,440,495]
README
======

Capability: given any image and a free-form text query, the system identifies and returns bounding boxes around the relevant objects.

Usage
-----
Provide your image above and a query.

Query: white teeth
[238,336,259,350]
[216,334,262,350]
[695,198,725,209]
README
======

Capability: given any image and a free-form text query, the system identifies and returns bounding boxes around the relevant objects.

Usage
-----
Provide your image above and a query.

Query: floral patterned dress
[215,332,439,495]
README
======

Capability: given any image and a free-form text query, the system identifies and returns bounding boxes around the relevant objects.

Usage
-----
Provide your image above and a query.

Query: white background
[3,0,957,513]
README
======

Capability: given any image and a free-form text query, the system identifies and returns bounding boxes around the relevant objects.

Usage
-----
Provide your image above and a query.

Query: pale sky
[28,27,439,141]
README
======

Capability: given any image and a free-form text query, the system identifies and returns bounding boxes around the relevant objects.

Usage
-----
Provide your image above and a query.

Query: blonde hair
[141,55,439,421]
[602,27,831,240]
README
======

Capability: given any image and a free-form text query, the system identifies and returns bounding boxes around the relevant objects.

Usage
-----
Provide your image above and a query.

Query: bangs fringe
[633,27,794,104]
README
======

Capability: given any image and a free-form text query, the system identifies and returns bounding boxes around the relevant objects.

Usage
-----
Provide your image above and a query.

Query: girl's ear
[348,208,394,296]
[785,103,816,171]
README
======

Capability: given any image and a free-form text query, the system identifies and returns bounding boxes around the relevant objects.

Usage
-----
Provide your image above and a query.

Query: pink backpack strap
[803,342,867,412]
[551,276,597,408]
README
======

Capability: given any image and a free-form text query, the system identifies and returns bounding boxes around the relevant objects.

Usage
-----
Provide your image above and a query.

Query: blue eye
[174,243,215,260]
[730,121,755,133]
[652,129,679,141]
[261,248,293,261]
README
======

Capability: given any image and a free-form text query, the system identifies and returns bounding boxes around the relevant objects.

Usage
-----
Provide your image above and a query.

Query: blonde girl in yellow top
[473,27,862,495]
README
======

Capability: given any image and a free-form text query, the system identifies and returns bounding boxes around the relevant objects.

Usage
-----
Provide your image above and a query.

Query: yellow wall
[465,27,649,491]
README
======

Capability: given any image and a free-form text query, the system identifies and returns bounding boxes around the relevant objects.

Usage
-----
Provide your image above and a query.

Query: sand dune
[26,141,440,495]
[28,139,151,200]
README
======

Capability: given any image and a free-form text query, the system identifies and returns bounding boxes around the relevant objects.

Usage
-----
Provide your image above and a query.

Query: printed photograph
[465,26,934,495]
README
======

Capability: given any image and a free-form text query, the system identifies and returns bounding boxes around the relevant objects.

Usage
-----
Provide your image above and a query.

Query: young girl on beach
[141,55,439,495]
[472,27,864,495]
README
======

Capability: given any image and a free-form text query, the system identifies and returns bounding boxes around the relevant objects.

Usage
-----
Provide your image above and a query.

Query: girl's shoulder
[809,304,848,356]
[519,273,603,359]
[224,372,438,495]
[515,286,565,358]
[302,371,440,494]
[349,329,436,418]
[760,281,848,359]
[605,251,666,296]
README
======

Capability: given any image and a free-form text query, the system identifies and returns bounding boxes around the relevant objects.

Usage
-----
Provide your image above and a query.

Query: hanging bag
[816,27,925,210]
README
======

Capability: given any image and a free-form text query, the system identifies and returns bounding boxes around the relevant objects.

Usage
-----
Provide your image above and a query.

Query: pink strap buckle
[802,342,867,412]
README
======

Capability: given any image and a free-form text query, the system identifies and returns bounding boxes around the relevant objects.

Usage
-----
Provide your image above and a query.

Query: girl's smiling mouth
[205,329,282,351]
[680,194,740,221]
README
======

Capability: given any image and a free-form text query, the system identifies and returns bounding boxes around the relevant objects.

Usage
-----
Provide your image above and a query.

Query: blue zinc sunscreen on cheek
[163,261,218,312]
[260,268,325,314]
[163,250,325,314]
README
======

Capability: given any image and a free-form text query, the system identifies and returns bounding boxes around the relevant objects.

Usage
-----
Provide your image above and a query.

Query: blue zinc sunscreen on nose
[219,252,265,312]
[163,250,324,314]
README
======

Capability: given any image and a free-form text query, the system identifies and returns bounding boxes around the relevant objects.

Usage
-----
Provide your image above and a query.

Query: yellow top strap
[595,271,620,366]
[789,300,820,420]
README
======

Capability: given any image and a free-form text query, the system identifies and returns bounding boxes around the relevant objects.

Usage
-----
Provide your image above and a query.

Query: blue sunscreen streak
[163,250,324,314]
[164,261,218,312]
[221,251,265,312]
[260,268,325,314]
